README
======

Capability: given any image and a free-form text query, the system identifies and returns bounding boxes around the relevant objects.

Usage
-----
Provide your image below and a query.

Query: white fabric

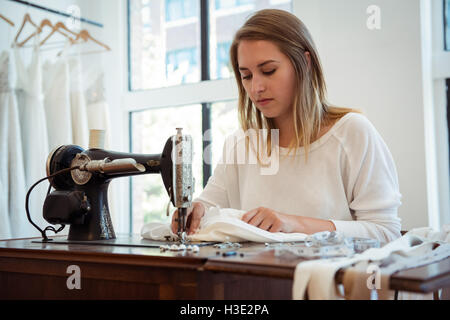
[343,235,450,300]
[68,56,88,148]
[14,44,49,236]
[85,72,111,149]
[141,207,307,243]
[43,57,73,150]
[0,51,32,239]
[406,224,450,242]
[84,70,118,220]
[293,232,450,300]
[0,51,14,239]
[194,112,402,243]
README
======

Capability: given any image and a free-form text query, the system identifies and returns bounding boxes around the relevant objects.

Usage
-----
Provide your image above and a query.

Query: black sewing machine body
[42,131,192,241]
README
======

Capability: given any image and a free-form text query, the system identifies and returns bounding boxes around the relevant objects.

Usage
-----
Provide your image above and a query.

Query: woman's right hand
[171,201,206,235]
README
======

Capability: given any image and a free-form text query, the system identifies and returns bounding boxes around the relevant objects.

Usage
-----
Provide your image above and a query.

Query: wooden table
[0,234,449,299]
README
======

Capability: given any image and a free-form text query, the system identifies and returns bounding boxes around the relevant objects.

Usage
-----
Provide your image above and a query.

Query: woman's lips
[256,98,273,106]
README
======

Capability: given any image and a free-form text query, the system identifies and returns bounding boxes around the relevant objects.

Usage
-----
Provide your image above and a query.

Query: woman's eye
[241,69,275,80]
[263,69,276,76]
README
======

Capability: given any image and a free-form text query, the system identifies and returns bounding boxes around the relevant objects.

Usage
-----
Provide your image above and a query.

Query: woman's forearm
[285,214,336,234]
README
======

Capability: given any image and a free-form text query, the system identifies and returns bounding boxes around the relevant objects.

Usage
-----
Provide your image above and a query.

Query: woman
[171,9,402,243]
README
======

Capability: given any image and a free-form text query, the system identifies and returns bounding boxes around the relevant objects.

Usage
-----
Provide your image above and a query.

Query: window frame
[445,0,450,50]
[423,0,450,228]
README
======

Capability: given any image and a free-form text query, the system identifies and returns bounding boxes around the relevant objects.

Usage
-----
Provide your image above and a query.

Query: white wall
[294,0,449,231]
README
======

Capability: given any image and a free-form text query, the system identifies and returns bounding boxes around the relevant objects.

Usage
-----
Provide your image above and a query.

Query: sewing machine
[36,128,193,242]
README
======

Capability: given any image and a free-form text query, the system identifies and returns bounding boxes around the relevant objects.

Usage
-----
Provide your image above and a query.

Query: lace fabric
[0,52,11,93]
[13,42,49,233]
[0,50,36,238]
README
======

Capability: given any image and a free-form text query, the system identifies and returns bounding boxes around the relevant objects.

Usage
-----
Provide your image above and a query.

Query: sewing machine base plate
[31,234,217,248]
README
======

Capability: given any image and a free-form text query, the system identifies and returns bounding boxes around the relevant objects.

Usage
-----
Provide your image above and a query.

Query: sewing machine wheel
[70,153,93,185]
[46,145,85,190]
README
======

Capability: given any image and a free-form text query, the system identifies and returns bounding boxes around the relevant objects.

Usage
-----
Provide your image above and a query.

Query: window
[444,1,450,169]
[130,104,204,230]
[210,100,239,166]
[215,0,254,10]
[165,0,198,22]
[166,47,199,85]
[447,79,450,154]
[128,0,292,234]
[216,41,232,79]
[128,0,200,90]
[209,0,292,80]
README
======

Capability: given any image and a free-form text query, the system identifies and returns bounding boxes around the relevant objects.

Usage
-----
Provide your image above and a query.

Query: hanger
[18,19,75,48]
[39,21,78,46]
[14,13,41,46]
[0,13,14,27]
[73,29,111,52]
[56,29,111,57]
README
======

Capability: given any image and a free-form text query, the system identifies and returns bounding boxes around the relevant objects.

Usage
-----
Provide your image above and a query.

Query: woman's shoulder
[330,112,388,154]
[331,112,378,137]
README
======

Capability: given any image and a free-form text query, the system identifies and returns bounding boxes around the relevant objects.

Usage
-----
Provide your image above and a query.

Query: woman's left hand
[242,207,337,234]
[241,207,299,233]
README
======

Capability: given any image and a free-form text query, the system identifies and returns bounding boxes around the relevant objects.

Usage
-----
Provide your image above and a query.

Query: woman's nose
[251,75,266,95]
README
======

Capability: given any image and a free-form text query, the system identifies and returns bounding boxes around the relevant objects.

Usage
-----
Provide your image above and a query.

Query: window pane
[130,105,203,233]
[129,0,201,90]
[446,0,450,50]
[209,0,292,80]
[166,0,198,21]
[210,100,239,167]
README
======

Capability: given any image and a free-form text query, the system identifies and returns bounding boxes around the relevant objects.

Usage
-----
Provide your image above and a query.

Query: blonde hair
[229,9,359,162]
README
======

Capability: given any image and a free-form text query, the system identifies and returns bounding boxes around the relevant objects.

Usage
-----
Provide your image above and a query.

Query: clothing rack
[7,0,103,28]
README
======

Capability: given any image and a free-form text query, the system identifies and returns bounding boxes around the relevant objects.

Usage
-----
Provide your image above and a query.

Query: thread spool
[89,129,105,149]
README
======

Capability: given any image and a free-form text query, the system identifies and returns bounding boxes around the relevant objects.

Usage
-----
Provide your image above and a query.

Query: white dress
[85,71,111,148]
[0,51,12,239]
[43,56,72,150]
[68,56,89,148]
[0,51,33,239]
[85,69,117,221]
[14,44,49,235]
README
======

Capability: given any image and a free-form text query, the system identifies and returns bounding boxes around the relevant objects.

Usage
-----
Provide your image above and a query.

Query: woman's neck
[274,117,295,148]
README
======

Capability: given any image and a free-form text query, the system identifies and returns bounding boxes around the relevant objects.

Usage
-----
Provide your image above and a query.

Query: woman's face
[237,40,296,124]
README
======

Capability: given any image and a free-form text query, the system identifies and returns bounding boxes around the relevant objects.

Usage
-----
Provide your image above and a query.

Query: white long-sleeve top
[194,112,402,243]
